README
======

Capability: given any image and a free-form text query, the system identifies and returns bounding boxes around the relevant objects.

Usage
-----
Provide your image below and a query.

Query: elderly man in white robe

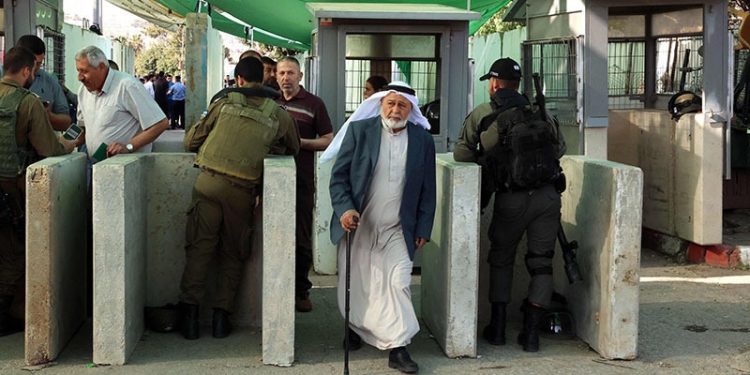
[325,82,436,374]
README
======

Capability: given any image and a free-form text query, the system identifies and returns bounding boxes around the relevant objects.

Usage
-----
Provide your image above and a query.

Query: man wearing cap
[454,58,562,353]
[326,82,435,374]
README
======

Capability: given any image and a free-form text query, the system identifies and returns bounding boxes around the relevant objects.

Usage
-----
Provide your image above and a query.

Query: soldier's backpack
[477,79,565,208]
[497,106,563,189]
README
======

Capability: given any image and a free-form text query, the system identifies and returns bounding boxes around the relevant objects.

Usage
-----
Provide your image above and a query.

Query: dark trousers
[0,178,24,318]
[179,172,257,312]
[172,100,185,128]
[488,184,560,308]
[167,99,174,122]
[295,181,314,297]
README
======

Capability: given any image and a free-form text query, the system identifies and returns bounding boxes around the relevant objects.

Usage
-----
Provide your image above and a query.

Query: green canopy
[155,1,511,50]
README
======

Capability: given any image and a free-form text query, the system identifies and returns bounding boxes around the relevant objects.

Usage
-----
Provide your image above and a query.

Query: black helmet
[668,91,702,121]
[144,303,181,333]
[538,292,577,340]
[420,99,440,135]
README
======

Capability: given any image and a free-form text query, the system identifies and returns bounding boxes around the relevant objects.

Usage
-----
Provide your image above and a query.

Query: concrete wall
[25,153,87,366]
[92,153,295,365]
[608,110,722,245]
[421,155,481,358]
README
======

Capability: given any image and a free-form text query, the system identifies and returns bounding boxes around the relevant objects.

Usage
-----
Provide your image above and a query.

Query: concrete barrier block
[151,130,186,153]
[262,156,296,366]
[421,154,481,358]
[558,156,643,359]
[25,153,87,365]
[92,156,147,365]
[313,153,337,275]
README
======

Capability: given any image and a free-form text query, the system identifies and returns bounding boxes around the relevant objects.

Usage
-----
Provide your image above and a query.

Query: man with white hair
[327,82,436,374]
[75,46,168,159]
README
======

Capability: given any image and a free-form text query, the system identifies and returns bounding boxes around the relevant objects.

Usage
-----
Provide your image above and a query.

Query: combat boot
[0,295,22,337]
[179,302,199,340]
[212,308,232,338]
[517,301,545,352]
[482,302,506,345]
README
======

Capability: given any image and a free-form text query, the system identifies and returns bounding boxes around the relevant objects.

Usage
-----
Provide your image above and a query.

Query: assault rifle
[558,226,583,284]
[533,73,582,284]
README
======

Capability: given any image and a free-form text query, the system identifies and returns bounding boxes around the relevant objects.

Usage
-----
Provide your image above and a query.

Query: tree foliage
[134,25,184,77]
[475,4,524,36]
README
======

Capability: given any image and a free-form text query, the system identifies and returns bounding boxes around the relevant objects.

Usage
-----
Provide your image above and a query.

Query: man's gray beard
[382,116,407,131]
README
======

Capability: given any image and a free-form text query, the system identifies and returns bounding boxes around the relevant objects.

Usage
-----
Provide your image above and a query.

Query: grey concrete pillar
[262,156,296,366]
[25,153,87,366]
[184,13,210,130]
[313,152,337,275]
[4,0,34,50]
[421,154,481,358]
[92,156,147,365]
[582,1,609,158]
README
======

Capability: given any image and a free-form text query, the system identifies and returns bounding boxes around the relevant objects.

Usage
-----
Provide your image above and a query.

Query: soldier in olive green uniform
[0,47,75,336]
[179,57,300,340]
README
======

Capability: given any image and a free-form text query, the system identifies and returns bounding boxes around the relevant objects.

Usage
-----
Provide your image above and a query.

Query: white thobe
[337,124,419,350]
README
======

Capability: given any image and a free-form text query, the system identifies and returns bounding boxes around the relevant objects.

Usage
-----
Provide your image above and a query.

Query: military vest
[195,93,279,182]
[0,86,31,178]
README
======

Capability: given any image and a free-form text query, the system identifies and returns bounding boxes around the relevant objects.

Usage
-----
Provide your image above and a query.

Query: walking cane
[344,216,358,375]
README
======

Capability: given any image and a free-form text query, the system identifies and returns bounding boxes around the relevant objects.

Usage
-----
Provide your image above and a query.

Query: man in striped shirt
[276,56,333,313]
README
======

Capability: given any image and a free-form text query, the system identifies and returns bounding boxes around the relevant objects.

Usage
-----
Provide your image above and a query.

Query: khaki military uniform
[0,78,67,316]
[180,83,300,312]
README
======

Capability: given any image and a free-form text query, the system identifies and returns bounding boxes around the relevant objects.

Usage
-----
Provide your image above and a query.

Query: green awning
[154,1,511,50]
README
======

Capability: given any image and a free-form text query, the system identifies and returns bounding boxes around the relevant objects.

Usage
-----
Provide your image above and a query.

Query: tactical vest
[481,105,564,192]
[0,86,31,178]
[195,93,279,182]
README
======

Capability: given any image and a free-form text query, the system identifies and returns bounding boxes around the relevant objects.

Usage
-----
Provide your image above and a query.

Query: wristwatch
[126,143,134,152]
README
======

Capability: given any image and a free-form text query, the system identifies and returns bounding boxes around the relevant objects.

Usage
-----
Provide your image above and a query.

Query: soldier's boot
[517,301,545,352]
[482,302,506,345]
[0,294,23,337]
[212,308,232,339]
[179,302,199,340]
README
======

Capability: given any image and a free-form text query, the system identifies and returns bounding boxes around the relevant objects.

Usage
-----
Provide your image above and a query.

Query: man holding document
[74,45,168,161]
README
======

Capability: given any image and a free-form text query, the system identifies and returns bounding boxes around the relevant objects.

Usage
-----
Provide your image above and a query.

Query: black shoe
[482,302,506,345]
[179,302,199,340]
[343,329,362,351]
[517,301,545,352]
[388,347,419,374]
[0,313,23,337]
[0,295,21,337]
[295,293,312,313]
[212,308,232,338]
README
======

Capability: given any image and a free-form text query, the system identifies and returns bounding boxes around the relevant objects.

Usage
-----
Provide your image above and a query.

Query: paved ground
[1,248,749,374]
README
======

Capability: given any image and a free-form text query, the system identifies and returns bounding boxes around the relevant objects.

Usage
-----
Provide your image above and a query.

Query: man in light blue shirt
[16,35,71,131]
[168,75,186,129]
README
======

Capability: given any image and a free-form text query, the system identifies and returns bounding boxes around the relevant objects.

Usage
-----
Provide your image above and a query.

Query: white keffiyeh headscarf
[319,81,430,163]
